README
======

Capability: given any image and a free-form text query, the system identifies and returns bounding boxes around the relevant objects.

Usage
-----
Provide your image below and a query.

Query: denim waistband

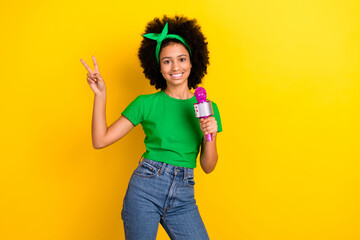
[141,158,194,177]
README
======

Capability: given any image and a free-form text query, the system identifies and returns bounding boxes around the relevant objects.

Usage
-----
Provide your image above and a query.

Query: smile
[170,73,184,79]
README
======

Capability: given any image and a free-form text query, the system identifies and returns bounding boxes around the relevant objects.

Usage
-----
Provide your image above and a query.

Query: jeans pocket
[186,176,195,188]
[133,161,159,178]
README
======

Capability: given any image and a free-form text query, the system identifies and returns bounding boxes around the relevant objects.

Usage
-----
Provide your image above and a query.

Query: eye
[179,58,186,62]
[163,60,170,64]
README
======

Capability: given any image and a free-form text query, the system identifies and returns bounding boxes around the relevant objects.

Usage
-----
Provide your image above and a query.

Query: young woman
[81,15,222,240]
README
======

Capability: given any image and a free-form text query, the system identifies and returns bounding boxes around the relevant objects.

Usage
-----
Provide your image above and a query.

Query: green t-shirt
[122,90,222,168]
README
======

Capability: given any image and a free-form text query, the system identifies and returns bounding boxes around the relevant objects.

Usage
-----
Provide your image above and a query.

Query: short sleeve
[121,95,144,126]
[212,102,222,132]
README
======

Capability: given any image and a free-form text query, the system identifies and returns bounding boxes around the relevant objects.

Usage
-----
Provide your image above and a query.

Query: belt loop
[183,167,187,181]
[159,162,166,175]
[138,155,144,164]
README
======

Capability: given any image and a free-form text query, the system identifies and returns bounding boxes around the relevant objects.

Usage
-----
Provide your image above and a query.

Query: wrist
[95,91,107,98]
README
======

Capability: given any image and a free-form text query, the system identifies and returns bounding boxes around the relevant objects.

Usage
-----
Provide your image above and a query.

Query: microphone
[194,87,214,141]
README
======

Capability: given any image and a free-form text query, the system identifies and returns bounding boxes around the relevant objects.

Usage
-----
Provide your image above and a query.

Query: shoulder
[140,91,161,99]
[210,100,221,120]
[128,92,163,109]
[138,91,165,105]
[138,91,162,100]
[211,101,219,107]
[130,91,161,101]
[210,100,220,110]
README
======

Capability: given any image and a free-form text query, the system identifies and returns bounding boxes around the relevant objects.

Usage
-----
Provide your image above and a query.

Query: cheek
[159,66,170,80]
[160,64,169,74]
[159,66,165,77]
[186,64,192,74]
[160,71,167,80]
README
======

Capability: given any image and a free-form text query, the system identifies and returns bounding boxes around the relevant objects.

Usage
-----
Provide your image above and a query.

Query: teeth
[171,73,182,77]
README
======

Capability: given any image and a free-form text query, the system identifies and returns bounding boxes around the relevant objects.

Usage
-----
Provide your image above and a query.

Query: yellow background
[1,0,359,239]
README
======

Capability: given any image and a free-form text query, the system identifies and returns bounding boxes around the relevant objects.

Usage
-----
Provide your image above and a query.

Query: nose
[171,60,180,71]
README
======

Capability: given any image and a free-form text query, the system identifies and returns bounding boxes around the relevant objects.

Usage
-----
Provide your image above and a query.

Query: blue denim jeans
[121,158,209,240]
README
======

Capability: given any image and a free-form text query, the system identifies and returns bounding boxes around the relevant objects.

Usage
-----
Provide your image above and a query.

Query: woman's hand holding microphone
[199,117,218,141]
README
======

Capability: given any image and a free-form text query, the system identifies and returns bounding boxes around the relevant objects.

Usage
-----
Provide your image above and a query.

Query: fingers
[87,76,96,84]
[80,58,93,73]
[87,72,103,82]
[92,56,100,73]
[80,56,100,73]
[82,56,103,85]
[199,117,217,135]
[199,117,215,125]
[82,57,104,95]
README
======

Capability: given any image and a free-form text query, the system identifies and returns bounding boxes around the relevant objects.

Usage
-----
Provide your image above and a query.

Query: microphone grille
[194,87,207,103]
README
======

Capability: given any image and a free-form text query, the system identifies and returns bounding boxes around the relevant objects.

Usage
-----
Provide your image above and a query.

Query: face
[159,43,192,88]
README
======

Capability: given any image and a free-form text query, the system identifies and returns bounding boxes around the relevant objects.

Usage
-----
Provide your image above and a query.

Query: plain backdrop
[1,0,359,239]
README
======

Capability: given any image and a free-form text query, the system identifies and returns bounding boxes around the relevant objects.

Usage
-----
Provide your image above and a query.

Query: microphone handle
[203,116,213,141]
[206,133,213,141]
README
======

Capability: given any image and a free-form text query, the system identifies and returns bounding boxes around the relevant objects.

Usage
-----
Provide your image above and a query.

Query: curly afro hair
[138,15,209,90]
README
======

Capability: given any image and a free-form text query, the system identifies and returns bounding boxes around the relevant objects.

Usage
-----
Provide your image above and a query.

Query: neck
[164,85,194,99]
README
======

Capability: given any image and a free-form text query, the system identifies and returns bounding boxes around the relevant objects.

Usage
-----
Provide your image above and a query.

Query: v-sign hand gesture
[80,56,106,95]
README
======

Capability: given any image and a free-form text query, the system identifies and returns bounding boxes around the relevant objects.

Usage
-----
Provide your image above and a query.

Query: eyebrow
[160,54,188,61]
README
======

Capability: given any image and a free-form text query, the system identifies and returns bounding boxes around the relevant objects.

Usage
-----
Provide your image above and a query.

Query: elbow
[92,140,105,149]
[204,165,216,174]
[92,132,109,149]
[200,156,218,174]
[201,164,216,174]
[93,144,102,149]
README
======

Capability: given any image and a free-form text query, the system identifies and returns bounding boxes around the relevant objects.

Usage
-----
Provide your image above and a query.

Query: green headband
[143,22,192,64]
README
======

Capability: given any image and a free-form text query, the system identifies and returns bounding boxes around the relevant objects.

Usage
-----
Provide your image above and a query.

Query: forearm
[199,135,218,174]
[92,92,108,148]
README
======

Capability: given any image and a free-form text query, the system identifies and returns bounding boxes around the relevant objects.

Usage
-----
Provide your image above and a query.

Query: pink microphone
[194,87,214,141]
